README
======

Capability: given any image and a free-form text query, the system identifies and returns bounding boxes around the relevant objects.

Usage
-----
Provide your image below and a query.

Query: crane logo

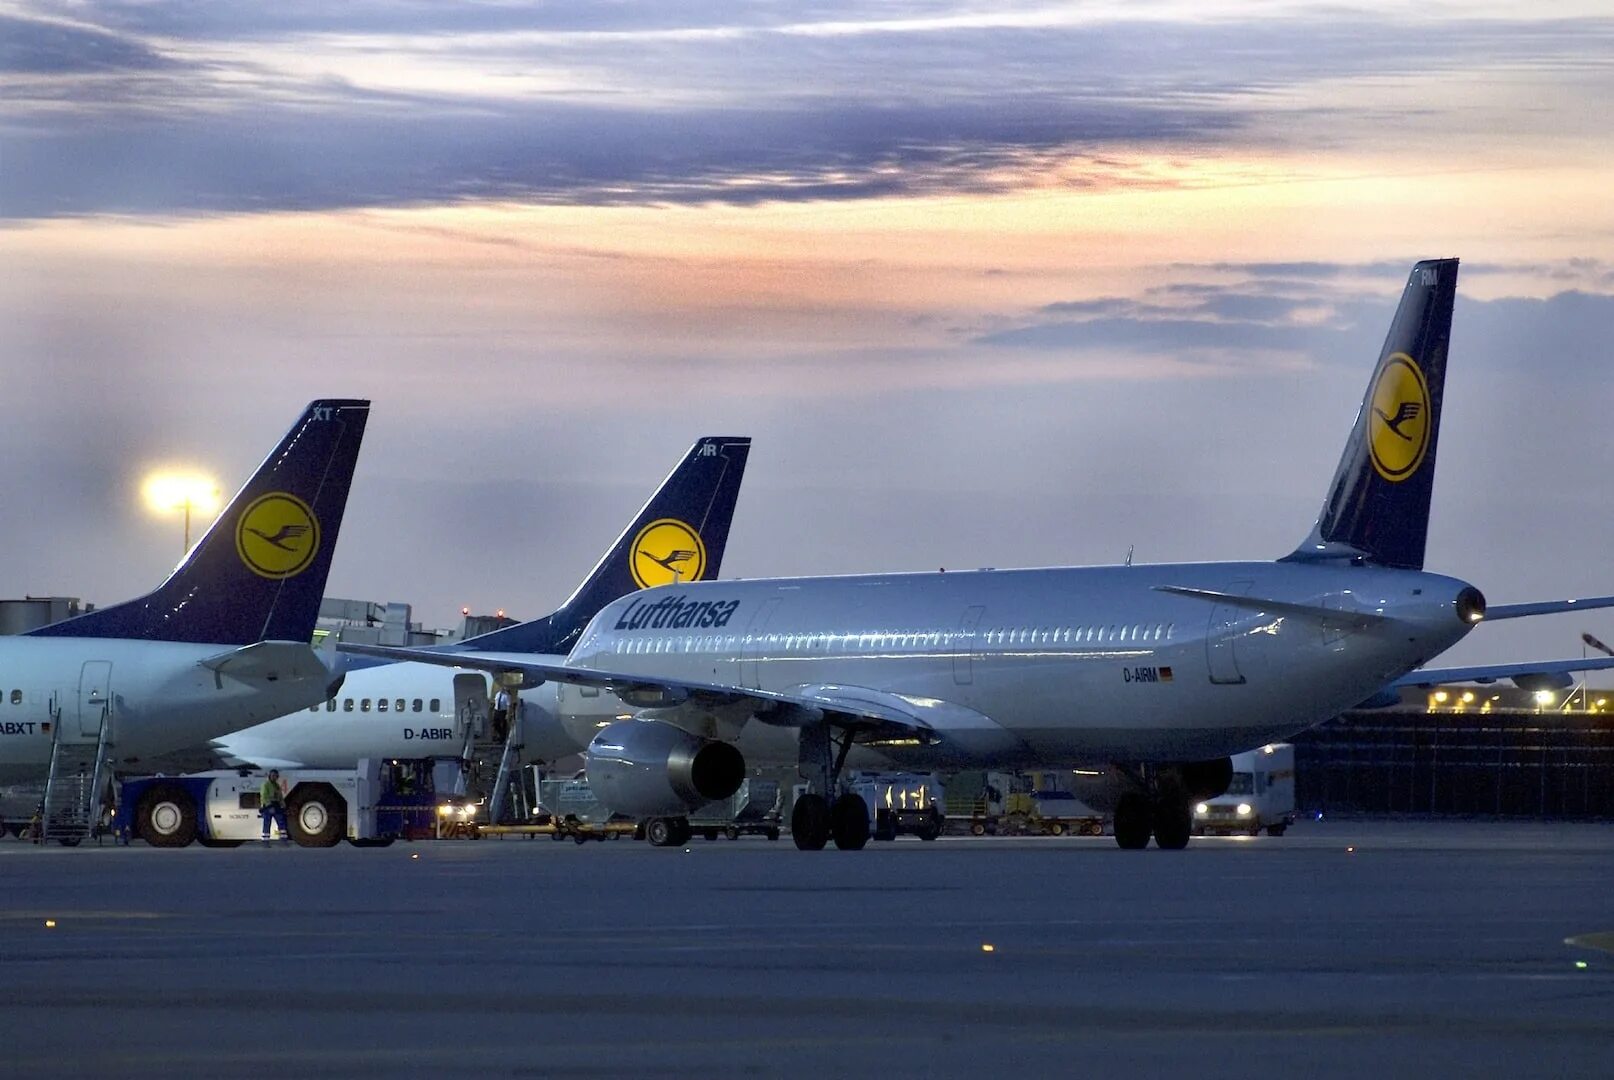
[629,518,707,589]
[235,492,321,579]
[1368,352,1431,483]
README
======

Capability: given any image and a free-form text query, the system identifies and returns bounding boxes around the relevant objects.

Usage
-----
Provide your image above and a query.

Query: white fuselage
[216,560,1477,776]
[558,560,1477,768]
[0,637,335,783]
[210,658,584,769]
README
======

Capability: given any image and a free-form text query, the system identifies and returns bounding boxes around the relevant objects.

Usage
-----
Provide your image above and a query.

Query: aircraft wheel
[1113,793,1151,850]
[830,793,870,850]
[288,784,346,847]
[791,794,830,850]
[1152,796,1193,850]
[667,817,693,846]
[644,818,676,847]
[138,784,198,848]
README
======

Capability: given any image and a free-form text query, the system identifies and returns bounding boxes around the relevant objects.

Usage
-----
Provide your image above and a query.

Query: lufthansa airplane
[345,259,1614,852]
[0,399,368,783]
[206,437,751,770]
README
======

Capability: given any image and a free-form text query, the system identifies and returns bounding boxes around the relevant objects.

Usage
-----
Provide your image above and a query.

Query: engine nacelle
[584,719,746,817]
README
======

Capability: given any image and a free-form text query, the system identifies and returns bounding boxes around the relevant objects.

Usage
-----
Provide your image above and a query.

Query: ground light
[142,471,221,552]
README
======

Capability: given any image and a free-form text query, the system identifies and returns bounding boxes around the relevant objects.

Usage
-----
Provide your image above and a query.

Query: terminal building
[1293,685,1614,819]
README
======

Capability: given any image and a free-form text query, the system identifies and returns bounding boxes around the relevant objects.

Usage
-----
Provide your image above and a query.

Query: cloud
[0,13,173,74]
[4,5,1614,218]
[976,270,1614,385]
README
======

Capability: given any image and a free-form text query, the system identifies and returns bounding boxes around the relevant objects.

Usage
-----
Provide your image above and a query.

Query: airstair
[450,673,526,824]
[39,700,114,845]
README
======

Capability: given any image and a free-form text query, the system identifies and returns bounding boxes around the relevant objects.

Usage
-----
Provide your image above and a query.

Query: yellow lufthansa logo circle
[235,492,320,580]
[1367,352,1431,483]
[629,518,707,589]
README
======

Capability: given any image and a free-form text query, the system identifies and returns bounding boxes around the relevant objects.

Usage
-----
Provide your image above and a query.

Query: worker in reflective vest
[260,770,290,844]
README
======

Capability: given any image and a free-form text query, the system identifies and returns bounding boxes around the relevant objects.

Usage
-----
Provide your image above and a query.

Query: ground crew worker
[260,769,289,844]
[492,685,512,743]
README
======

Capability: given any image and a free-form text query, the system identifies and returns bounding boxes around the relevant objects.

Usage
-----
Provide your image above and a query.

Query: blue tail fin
[31,400,370,645]
[1286,259,1457,569]
[451,436,751,655]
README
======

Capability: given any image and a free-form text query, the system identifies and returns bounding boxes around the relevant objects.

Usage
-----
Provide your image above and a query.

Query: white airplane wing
[336,642,942,740]
[1391,656,1614,689]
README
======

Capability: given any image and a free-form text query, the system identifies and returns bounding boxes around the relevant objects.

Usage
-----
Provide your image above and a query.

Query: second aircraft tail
[449,436,752,656]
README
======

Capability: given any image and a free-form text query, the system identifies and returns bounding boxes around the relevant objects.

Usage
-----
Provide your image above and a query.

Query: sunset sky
[3,1,1613,670]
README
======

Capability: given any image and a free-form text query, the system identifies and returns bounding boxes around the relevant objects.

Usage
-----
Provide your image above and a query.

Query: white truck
[1192,743,1296,836]
[114,758,443,848]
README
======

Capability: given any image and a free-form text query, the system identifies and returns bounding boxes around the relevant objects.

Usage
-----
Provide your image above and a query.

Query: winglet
[30,399,370,645]
[1285,259,1458,570]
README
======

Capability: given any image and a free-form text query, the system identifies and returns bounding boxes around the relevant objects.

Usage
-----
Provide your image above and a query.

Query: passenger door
[954,605,986,685]
[77,661,111,737]
[740,597,781,689]
[1204,581,1252,685]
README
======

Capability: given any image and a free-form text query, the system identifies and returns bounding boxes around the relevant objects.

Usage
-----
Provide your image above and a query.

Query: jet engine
[584,719,746,817]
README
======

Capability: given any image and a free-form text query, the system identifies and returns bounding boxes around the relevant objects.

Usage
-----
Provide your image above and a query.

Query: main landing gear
[1114,763,1216,850]
[1114,791,1192,850]
[791,723,872,851]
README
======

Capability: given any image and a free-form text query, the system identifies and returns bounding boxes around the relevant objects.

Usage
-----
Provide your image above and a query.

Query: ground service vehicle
[843,773,942,841]
[687,777,783,841]
[1193,744,1296,836]
[116,758,439,848]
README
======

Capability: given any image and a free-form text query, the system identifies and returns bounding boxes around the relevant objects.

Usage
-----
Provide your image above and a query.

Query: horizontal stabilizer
[1155,585,1388,628]
[199,641,330,683]
[1481,595,1614,621]
[1391,656,1614,688]
[216,752,308,771]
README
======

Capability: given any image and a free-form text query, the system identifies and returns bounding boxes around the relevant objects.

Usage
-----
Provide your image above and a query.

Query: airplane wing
[1153,585,1388,628]
[198,640,331,683]
[1391,656,1614,689]
[1481,595,1614,620]
[336,642,942,741]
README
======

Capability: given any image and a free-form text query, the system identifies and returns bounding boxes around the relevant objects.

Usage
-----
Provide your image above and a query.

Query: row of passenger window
[611,623,1176,656]
[307,697,443,714]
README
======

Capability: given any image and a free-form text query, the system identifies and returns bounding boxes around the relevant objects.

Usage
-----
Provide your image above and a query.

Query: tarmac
[3,820,1612,1078]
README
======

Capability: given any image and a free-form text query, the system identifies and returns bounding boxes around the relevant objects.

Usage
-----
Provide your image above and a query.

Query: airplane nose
[1455,586,1487,625]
